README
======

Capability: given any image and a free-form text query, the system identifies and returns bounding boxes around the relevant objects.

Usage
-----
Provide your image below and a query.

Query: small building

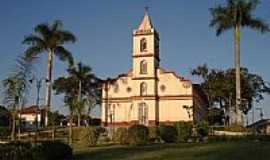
[19,105,42,129]
[248,119,270,135]
[101,10,208,127]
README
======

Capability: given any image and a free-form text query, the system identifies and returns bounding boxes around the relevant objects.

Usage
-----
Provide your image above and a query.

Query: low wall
[213,130,250,136]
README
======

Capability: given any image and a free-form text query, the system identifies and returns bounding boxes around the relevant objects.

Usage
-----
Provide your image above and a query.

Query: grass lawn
[73,141,270,160]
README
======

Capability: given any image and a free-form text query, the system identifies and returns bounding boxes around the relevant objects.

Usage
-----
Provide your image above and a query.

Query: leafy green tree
[48,111,65,126]
[67,62,100,126]
[22,20,76,126]
[209,0,269,124]
[192,64,270,125]
[54,62,100,127]
[53,62,100,144]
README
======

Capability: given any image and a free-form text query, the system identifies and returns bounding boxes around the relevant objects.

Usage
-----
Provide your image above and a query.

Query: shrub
[196,121,209,137]
[96,126,106,135]
[127,124,149,145]
[159,125,177,143]
[148,126,160,142]
[32,141,72,160]
[0,141,72,160]
[0,142,32,160]
[72,127,82,141]
[77,126,100,146]
[0,126,9,138]
[113,127,128,144]
[174,121,193,142]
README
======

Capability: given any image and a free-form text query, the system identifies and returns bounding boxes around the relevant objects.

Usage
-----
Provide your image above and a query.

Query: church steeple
[137,7,154,30]
[132,8,160,79]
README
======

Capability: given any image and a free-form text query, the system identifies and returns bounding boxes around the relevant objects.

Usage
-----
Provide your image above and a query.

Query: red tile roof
[19,105,41,114]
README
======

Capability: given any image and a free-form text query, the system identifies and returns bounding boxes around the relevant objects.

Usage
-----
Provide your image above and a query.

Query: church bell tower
[132,8,160,79]
[131,8,160,125]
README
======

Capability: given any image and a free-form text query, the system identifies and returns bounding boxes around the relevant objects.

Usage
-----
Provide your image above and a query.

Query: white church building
[101,10,208,127]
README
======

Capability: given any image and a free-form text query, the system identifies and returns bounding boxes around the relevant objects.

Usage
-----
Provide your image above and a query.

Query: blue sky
[0,1,269,123]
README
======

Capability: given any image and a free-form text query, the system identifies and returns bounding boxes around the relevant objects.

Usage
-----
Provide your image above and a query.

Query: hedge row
[112,121,209,145]
[0,127,9,138]
[0,141,72,160]
[74,126,106,147]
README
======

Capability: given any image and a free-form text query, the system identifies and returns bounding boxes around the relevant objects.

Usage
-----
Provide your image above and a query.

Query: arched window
[138,103,148,125]
[140,82,147,96]
[140,60,147,74]
[140,38,147,52]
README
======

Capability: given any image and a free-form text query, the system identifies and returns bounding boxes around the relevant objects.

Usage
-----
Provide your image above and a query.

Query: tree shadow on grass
[73,141,270,160]
[73,143,198,160]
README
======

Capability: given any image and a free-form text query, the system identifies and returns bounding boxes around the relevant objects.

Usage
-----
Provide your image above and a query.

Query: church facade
[101,11,208,127]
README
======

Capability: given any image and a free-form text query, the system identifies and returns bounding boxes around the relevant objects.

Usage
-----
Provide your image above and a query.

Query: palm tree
[22,20,76,126]
[2,76,19,141]
[67,62,96,127]
[2,55,33,140]
[65,97,77,145]
[209,0,269,124]
[53,62,100,144]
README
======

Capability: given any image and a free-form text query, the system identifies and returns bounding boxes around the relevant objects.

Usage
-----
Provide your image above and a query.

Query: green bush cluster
[0,142,32,160]
[0,126,9,138]
[148,126,160,142]
[112,122,208,145]
[0,141,72,160]
[159,125,177,143]
[32,141,72,160]
[72,127,82,141]
[196,121,209,137]
[113,127,128,144]
[76,126,101,147]
[174,122,193,142]
[127,125,149,145]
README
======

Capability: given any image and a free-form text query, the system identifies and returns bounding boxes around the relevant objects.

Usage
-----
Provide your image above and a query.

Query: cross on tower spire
[137,7,153,30]
[144,6,149,13]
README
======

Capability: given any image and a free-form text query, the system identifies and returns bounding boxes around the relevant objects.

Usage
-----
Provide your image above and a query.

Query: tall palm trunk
[18,98,22,141]
[77,80,82,127]
[68,111,73,145]
[11,108,16,141]
[234,24,242,124]
[45,49,53,126]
